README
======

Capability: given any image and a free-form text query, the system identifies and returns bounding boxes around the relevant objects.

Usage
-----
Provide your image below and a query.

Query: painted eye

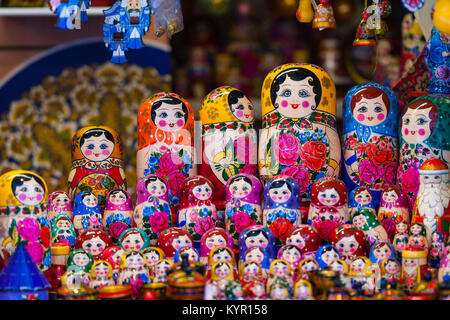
[248,105,253,110]
[87,144,95,150]
[357,106,368,113]
[242,186,248,191]
[175,112,184,118]
[280,89,291,97]
[416,117,428,125]
[159,112,168,118]
[20,187,28,192]
[435,176,440,180]
[298,89,310,98]
[97,243,102,248]
[403,118,410,125]
[282,191,288,195]
[330,194,336,198]
[374,106,383,113]
[236,104,245,110]
[100,144,108,150]
[273,191,278,195]
[232,186,238,191]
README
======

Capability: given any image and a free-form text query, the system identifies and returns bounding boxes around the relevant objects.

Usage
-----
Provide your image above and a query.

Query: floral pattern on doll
[104,189,134,241]
[72,191,103,236]
[51,213,76,248]
[352,209,389,245]
[377,186,410,238]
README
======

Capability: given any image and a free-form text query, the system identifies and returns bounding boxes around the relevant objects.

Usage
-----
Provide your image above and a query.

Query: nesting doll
[90,260,114,289]
[392,221,409,259]
[76,229,112,261]
[297,258,319,281]
[277,245,302,273]
[157,227,194,260]
[259,63,341,202]
[347,256,376,294]
[378,186,410,239]
[101,245,124,282]
[429,231,445,268]
[199,227,233,265]
[153,258,173,284]
[315,245,341,269]
[401,247,429,292]
[267,259,293,290]
[0,170,51,271]
[308,177,349,242]
[348,186,376,217]
[397,95,450,209]
[51,213,76,248]
[238,225,276,263]
[330,224,366,265]
[285,225,320,259]
[134,175,171,244]
[379,258,401,283]
[117,228,150,252]
[351,209,389,245]
[142,246,165,275]
[268,279,291,300]
[72,191,103,236]
[137,92,196,220]
[439,247,450,282]
[48,191,73,221]
[117,250,150,287]
[225,173,262,246]
[103,189,134,242]
[239,261,265,287]
[242,246,272,276]
[263,176,301,245]
[342,82,400,206]
[425,27,450,95]
[407,223,429,251]
[293,279,314,300]
[243,279,267,299]
[64,249,94,287]
[68,126,126,210]
[178,176,218,244]
[174,246,200,263]
[199,86,258,210]
[369,241,396,266]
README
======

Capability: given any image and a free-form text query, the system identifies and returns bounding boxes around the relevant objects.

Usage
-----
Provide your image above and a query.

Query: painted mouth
[169,123,175,128]
[291,104,299,109]
[367,117,374,121]
[410,131,416,135]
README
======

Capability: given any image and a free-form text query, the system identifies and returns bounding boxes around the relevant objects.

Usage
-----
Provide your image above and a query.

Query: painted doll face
[125,253,144,269]
[318,188,340,206]
[382,190,398,204]
[94,262,110,278]
[111,249,125,267]
[80,132,114,162]
[122,233,145,250]
[269,184,292,204]
[14,178,45,206]
[330,261,345,273]
[52,193,70,209]
[286,233,306,249]
[410,224,423,235]
[245,233,269,249]
[206,234,227,249]
[403,257,418,269]
[321,249,339,265]
[401,107,433,144]
[144,250,161,266]
[212,250,232,263]
[126,0,141,12]
[281,247,302,263]
[73,252,90,267]
[83,236,107,256]
[352,95,388,126]
[296,284,311,298]
[350,258,366,273]
[385,260,400,274]
[271,286,288,299]
[244,263,260,276]
[82,194,98,208]
[245,248,264,264]
[373,244,392,261]
[336,235,359,255]
[422,173,442,186]
[155,261,171,275]
[273,261,289,276]
[215,264,232,278]
[275,76,317,119]
[229,179,252,199]
[230,96,254,122]
[301,260,318,272]
[147,180,167,198]
[109,191,127,206]
[397,222,408,234]
[154,102,186,132]
[355,190,372,205]
[56,219,72,230]
[192,183,212,201]
[352,215,367,229]
[172,235,193,251]
[182,248,199,262]
[431,232,442,244]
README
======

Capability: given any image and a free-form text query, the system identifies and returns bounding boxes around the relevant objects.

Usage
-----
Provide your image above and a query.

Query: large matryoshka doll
[263,175,302,246]
[48,191,73,221]
[259,63,341,202]
[225,173,262,246]
[0,170,51,271]
[137,92,196,219]
[342,82,400,207]
[68,126,126,210]
[377,185,410,240]
[199,86,258,210]
[398,95,450,209]
[103,188,134,243]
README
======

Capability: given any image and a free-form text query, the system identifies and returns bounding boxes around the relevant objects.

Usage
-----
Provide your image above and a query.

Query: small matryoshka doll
[239,260,265,287]
[342,82,400,206]
[178,176,218,243]
[244,279,267,300]
[51,213,76,248]
[174,246,200,263]
[142,246,165,275]
[348,186,376,217]
[259,63,341,201]
[210,261,236,285]
[0,170,51,271]
[65,249,94,287]
[397,95,450,209]
[137,92,196,219]
[103,189,134,242]
[429,231,445,268]
[285,225,320,259]
[225,173,263,246]
[267,259,293,290]
[238,225,276,264]
[380,258,401,283]
[117,250,150,289]
[242,246,272,277]
[153,259,173,284]
[207,246,237,272]
[315,245,341,269]
[76,229,112,261]
[308,177,350,242]
[134,175,171,244]
[269,278,291,300]
[351,209,389,245]
[348,256,376,294]
[293,279,315,300]
[157,227,194,261]
[48,191,73,221]
[392,221,409,260]
[200,227,233,265]
[199,86,258,210]
[330,224,366,265]
[68,126,126,210]
[369,241,396,266]
[72,191,103,236]
[297,258,319,281]
[401,246,429,292]
[118,228,150,252]
[438,246,450,282]
[101,245,124,282]
[407,222,429,252]
[378,185,410,239]
[263,175,301,245]
[90,260,115,289]
[277,245,302,275]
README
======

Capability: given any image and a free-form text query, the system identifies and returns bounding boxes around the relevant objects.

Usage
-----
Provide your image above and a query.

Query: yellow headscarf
[0,170,48,207]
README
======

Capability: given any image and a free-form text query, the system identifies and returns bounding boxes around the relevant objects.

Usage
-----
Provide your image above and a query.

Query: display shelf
[0,6,107,16]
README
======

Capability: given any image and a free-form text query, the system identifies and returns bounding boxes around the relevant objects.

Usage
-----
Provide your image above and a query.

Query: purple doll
[103,189,134,242]
[200,227,234,265]
[238,225,276,265]
[48,191,73,221]
[377,186,410,239]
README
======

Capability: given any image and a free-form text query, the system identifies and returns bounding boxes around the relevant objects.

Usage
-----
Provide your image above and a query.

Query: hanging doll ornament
[0,170,51,271]
[330,224,366,265]
[137,92,196,221]
[353,0,391,46]
[157,227,194,261]
[150,0,184,39]
[378,186,410,239]
[199,227,233,265]
[103,1,130,64]
[342,82,400,206]
[199,86,258,210]
[76,229,112,261]
[225,173,263,246]
[68,126,126,211]
[348,186,376,217]
[259,63,341,201]
[296,0,314,23]
[286,225,320,259]
[312,0,336,30]
[51,0,90,31]
[48,191,73,221]
[103,189,134,243]
[72,191,103,236]
[51,213,77,248]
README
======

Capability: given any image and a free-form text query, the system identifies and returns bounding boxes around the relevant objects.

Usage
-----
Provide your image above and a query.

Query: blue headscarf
[368,241,396,265]
[73,191,101,216]
[174,246,200,263]
[315,244,341,269]
[238,226,276,261]
[263,176,301,210]
[348,187,376,211]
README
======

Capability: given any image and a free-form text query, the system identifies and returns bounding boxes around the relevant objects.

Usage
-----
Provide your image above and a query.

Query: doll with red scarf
[330,224,366,265]
[285,225,320,260]
[76,229,112,261]
[157,227,194,261]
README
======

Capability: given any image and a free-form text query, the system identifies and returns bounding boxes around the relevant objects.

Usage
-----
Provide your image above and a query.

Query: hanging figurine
[48,191,73,221]
[296,0,314,23]
[199,86,258,211]
[312,0,336,30]
[103,1,130,64]
[354,0,391,46]
[150,0,184,39]
[51,213,77,248]
[378,186,410,240]
[103,189,134,243]
[53,0,88,30]
[119,0,150,50]
[348,186,376,218]
[72,191,103,236]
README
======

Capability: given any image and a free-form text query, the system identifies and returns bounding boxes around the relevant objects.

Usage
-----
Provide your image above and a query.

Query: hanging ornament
[49,0,91,30]
[103,1,130,64]
[401,0,425,13]
[312,0,336,30]
[296,0,314,23]
[151,0,184,39]
[353,10,377,46]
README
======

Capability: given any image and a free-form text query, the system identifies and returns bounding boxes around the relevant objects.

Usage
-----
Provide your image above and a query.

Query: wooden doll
[239,261,265,287]
[407,222,429,252]
[392,221,409,260]
[369,241,397,266]
[157,227,194,261]
[347,256,376,294]
[68,126,126,210]
[210,261,236,285]
[397,95,450,209]
[380,258,401,283]
[152,258,173,284]
[51,213,76,248]
[277,245,302,275]
[72,191,103,236]
[243,279,267,300]
[117,250,150,291]
[48,191,73,221]
[425,27,450,95]
[199,227,233,265]
[315,245,341,269]
[137,92,196,222]
[266,259,293,290]
[293,279,315,300]
[351,209,389,245]
[64,249,94,287]
[342,83,400,206]
[89,260,115,289]
[259,63,341,203]
[199,86,258,210]
[224,280,244,300]
[308,177,349,242]
[268,278,291,300]
[285,225,320,259]
[348,186,376,217]
[242,246,272,277]
[225,173,262,246]
[429,231,445,268]
[76,229,112,261]
[101,245,124,283]
[330,224,366,265]
[178,176,218,244]
[238,225,276,264]
[103,189,134,242]
[207,246,237,272]
[142,246,165,276]
[134,175,171,245]
[174,246,200,264]
[117,227,150,252]
[297,258,319,281]
[401,247,429,292]
[263,175,302,245]
[378,185,410,239]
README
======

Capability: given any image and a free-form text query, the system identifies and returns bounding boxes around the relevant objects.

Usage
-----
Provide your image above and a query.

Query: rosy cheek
[404,128,409,135]
[418,129,426,136]
[159,120,166,127]
[284,195,289,200]
[243,191,249,195]
[350,248,356,253]
[102,149,111,156]
[357,114,365,122]
[136,245,141,249]
[281,100,288,108]
[302,101,309,108]
[176,119,184,127]
[195,193,202,198]
[18,193,27,201]
[377,113,385,121]
[151,190,155,194]
[232,191,236,194]
[84,149,93,156]
[271,196,277,200]
[124,245,129,249]
[236,110,244,117]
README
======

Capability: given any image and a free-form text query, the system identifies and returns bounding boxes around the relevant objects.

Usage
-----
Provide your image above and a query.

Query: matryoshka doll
[0,170,51,271]
[117,250,150,294]
[351,209,389,245]
[397,95,450,209]
[266,259,293,290]
[277,245,302,277]
[242,246,272,277]
[134,175,171,244]
[210,261,236,289]
[429,231,445,268]
[64,249,94,287]
[199,86,258,210]
[315,245,341,269]
[89,260,114,290]
[243,279,267,300]
[238,225,276,264]
[268,278,291,300]
[103,189,134,242]
[142,246,165,276]
[48,191,73,221]
[72,191,103,236]
[239,261,265,287]
[347,256,376,294]
[297,258,319,281]
[118,228,150,252]
[68,126,126,210]
[263,176,301,245]
[51,213,76,248]
[369,241,396,266]
[308,177,350,242]
[137,92,196,221]
[392,221,409,260]
[401,246,429,292]
[174,246,200,263]
[348,186,376,217]
[206,246,238,279]
[157,227,194,261]
[225,173,262,246]
[101,245,124,282]
[153,259,173,284]
[259,63,341,202]
[285,225,320,259]
[380,258,401,283]
[330,224,366,265]
[293,279,315,300]
[342,82,400,206]
[378,186,410,239]
[199,227,233,265]
[178,176,218,244]
[76,229,112,261]
[407,222,429,252]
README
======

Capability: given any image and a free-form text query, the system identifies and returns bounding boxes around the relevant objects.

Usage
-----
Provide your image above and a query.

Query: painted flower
[274,133,300,166]
[26,241,44,266]
[365,143,394,166]
[188,211,200,224]
[17,217,40,242]
[194,217,215,235]
[109,221,129,239]
[382,161,397,185]
[359,159,379,184]
[239,164,257,175]
[435,65,450,81]
[269,218,293,241]
[313,219,339,242]
[157,152,183,176]
[234,136,254,164]
[39,226,51,249]
[148,211,169,234]
[168,172,186,196]
[232,211,255,234]
[401,168,420,192]
[381,218,396,237]
[280,165,310,194]
[300,140,327,171]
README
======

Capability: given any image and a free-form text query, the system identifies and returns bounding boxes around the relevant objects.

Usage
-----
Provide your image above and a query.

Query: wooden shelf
[0,6,107,16]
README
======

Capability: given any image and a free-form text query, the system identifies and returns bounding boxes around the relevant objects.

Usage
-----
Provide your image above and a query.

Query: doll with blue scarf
[348,186,376,217]
[342,83,400,206]
[72,191,103,236]
[238,226,276,265]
